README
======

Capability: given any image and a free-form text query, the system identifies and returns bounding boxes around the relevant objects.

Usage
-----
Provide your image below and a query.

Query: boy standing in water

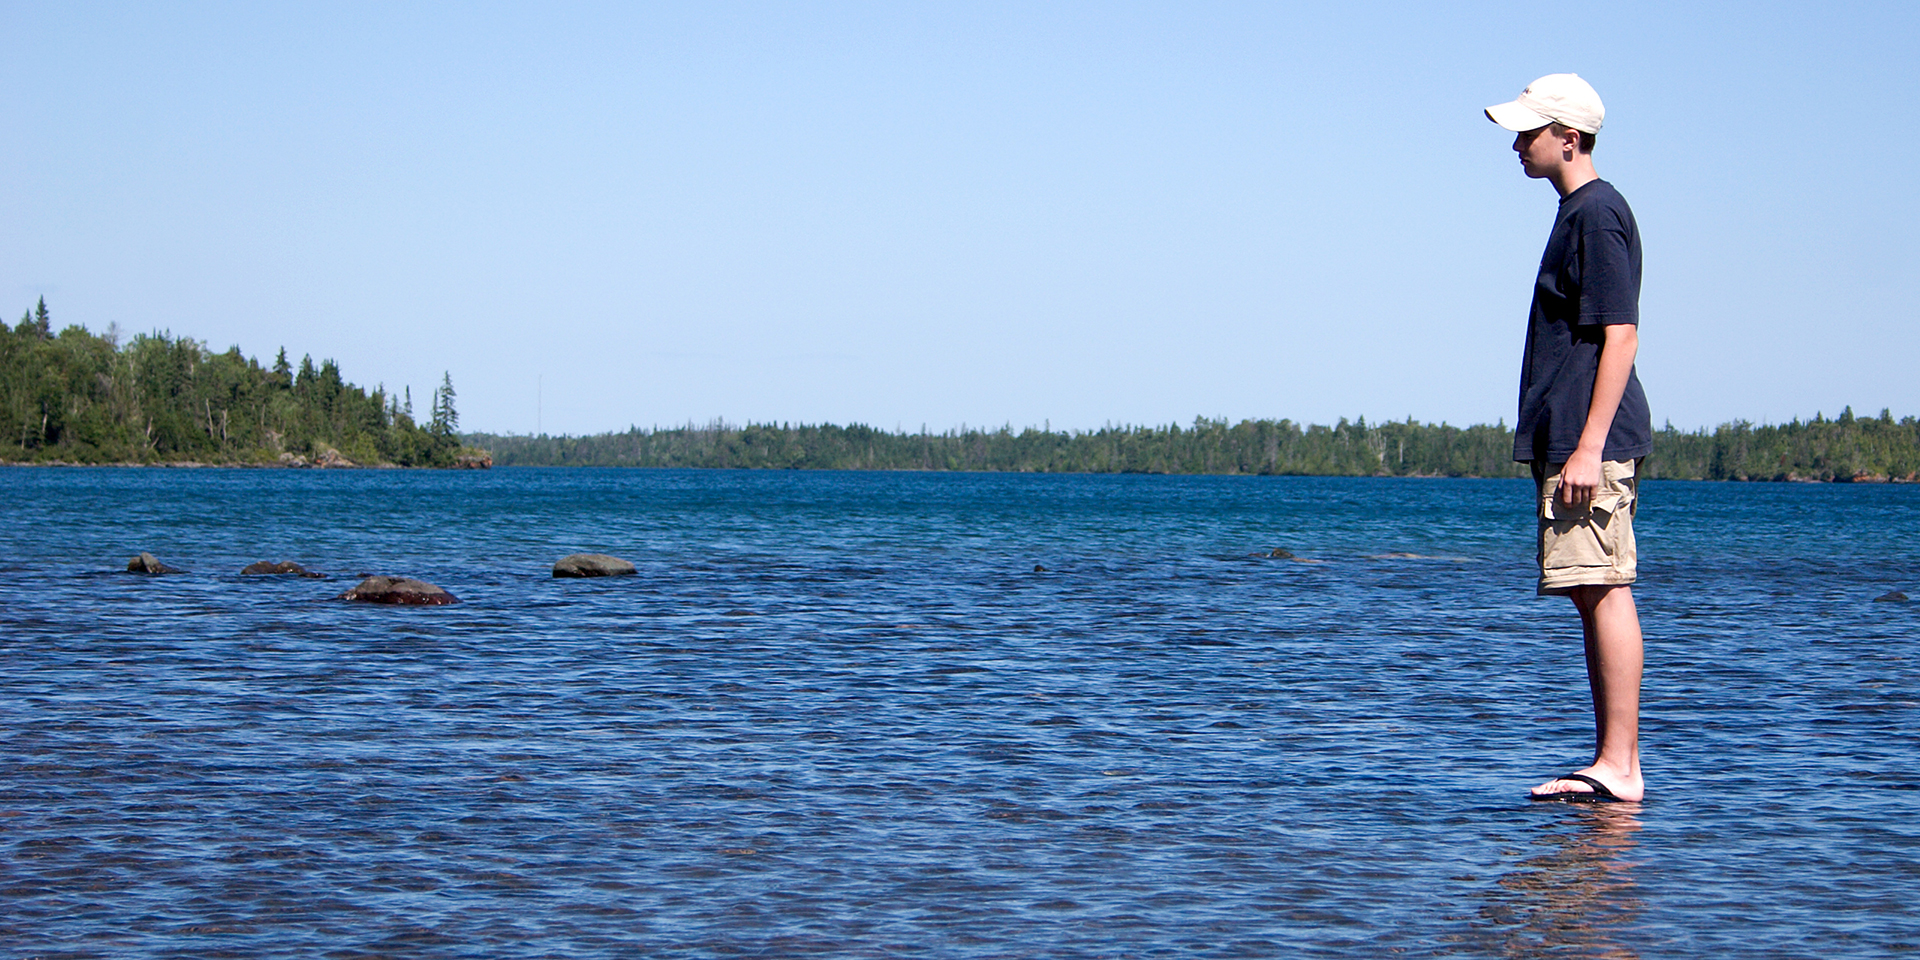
[1486,74,1651,802]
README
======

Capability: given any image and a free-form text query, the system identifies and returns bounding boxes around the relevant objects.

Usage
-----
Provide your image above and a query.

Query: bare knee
[1567,583,1632,615]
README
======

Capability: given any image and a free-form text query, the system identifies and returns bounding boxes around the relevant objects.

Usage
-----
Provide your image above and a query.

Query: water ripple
[1,468,1916,957]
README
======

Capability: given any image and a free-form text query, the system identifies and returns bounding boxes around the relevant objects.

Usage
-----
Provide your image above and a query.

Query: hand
[1558,448,1603,507]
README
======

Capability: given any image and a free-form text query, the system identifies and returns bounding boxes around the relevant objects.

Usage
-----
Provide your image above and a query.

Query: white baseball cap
[1485,73,1605,135]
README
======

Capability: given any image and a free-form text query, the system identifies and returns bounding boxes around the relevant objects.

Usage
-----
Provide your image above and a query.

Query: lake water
[2,467,1916,958]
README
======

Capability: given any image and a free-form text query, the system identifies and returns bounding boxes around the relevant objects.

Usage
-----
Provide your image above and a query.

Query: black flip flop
[1529,773,1621,803]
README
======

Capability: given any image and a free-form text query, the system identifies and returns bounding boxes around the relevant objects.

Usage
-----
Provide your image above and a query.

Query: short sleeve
[1577,219,1638,326]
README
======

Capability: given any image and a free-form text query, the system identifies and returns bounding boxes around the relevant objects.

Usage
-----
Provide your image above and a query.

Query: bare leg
[1533,584,1645,801]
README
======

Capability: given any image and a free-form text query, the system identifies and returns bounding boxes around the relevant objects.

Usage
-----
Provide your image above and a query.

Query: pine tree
[429,372,458,435]
[0,308,481,467]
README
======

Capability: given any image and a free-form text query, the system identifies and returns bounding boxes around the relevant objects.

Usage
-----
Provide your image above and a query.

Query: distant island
[7,301,1913,480]
[471,410,1920,482]
[0,299,486,467]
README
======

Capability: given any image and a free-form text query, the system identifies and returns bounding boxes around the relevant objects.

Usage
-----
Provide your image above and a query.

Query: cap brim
[1485,100,1551,132]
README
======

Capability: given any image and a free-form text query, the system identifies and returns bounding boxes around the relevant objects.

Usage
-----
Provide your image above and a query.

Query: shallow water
[2,467,1916,958]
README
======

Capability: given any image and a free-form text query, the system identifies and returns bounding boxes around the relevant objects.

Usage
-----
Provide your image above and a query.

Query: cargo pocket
[1539,472,1616,569]
[1592,459,1637,523]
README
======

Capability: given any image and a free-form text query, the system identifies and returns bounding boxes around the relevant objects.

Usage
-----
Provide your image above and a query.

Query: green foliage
[1647,409,1920,481]
[472,412,1920,481]
[429,372,458,436]
[0,302,464,466]
[471,416,1529,476]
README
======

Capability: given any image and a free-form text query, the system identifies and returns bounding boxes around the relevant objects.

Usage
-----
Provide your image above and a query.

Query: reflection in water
[1470,804,1646,958]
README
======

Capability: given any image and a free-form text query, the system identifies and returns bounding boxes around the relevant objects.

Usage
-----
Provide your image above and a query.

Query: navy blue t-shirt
[1513,179,1652,463]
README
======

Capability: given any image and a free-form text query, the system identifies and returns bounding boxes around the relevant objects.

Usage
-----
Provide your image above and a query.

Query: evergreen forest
[471,408,1920,482]
[0,300,472,466]
[9,299,1915,480]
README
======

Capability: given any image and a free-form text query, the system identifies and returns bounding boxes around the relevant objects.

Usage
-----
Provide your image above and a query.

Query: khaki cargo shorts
[1532,458,1639,596]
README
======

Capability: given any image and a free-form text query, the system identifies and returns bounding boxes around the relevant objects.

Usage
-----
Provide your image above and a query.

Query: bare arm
[1558,322,1638,504]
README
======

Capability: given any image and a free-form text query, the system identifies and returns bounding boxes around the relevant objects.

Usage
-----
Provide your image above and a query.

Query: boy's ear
[1556,125,1583,158]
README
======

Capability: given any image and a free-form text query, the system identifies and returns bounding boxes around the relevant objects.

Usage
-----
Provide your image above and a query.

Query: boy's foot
[1531,766,1644,802]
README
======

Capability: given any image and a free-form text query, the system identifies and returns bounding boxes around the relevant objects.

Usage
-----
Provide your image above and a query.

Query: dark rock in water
[1874,590,1909,603]
[1250,548,1294,559]
[552,553,637,578]
[340,575,458,605]
[1033,564,1048,573]
[242,560,326,578]
[126,552,184,574]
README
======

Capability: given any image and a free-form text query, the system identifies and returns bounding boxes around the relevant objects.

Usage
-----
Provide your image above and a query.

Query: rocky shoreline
[8,459,1913,481]
[1,452,492,469]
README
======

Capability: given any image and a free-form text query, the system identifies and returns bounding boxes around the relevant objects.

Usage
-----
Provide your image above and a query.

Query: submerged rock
[1874,590,1909,603]
[1250,548,1294,559]
[340,575,458,605]
[126,552,184,574]
[241,560,326,579]
[552,553,637,578]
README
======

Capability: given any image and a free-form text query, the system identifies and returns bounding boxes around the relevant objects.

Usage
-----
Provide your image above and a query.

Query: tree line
[470,409,1920,481]
[1,299,470,466]
[12,299,1911,479]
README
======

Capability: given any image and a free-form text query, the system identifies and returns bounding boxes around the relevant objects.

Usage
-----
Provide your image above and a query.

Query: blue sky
[4,1,1915,436]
